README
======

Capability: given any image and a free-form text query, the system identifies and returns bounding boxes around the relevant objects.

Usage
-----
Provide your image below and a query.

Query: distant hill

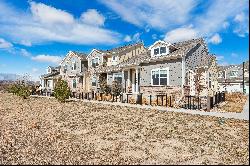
[0,73,21,81]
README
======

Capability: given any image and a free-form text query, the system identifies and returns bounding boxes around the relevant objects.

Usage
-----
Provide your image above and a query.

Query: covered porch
[122,67,140,94]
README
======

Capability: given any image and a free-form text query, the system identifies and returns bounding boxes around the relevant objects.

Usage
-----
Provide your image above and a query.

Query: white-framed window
[218,71,225,78]
[72,61,76,70]
[72,79,77,88]
[151,68,169,86]
[154,48,159,55]
[92,76,97,86]
[160,47,166,54]
[92,57,99,68]
[229,70,238,77]
[113,73,122,84]
[151,46,169,57]
[112,56,116,61]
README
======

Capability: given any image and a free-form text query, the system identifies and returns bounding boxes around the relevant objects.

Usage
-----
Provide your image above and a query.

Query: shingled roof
[96,38,207,73]
[72,51,88,61]
[102,42,144,56]
[119,38,205,67]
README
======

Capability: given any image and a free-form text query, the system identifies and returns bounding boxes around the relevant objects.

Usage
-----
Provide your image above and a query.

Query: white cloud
[30,1,74,25]
[233,12,249,37]
[163,1,248,43]
[124,33,141,42]
[20,40,32,46]
[100,0,198,30]
[208,33,222,44]
[80,9,105,26]
[132,32,141,42]
[20,48,31,57]
[31,55,62,64]
[152,34,158,40]
[0,38,13,49]
[164,26,198,43]
[223,22,230,29]
[0,1,121,46]
[124,35,132,42]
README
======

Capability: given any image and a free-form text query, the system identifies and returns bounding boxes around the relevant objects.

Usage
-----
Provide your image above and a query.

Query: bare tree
[194,68,206,97]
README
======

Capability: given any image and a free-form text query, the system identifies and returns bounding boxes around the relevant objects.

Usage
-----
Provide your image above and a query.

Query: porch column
[122,70,125,93]
[136,68,139,93]
[128,69,131,87]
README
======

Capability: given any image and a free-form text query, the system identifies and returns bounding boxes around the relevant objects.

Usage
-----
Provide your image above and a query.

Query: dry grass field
[0,92,249,165]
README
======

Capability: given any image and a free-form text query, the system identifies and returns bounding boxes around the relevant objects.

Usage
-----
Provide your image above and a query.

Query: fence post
[157,95,158,106]
[161,95,163,106]
[149,95,152,105]
[170,96,172,107]
[207,97,211,111]
[116,95,118,102]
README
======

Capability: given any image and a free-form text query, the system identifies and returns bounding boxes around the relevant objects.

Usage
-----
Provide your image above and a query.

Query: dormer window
[150,40,174,58]
[160,47,166,54]
[154,48,159,55]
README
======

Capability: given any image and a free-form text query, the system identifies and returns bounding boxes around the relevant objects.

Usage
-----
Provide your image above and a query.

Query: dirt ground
[0,93,249,165]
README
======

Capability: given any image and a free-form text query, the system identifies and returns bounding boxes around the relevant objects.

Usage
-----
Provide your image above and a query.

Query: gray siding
[140,58,183,86]
[61,56,87,75]
[185,43,208,71]
[226,66,243,79]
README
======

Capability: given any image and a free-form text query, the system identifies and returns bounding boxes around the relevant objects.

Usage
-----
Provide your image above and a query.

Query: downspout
[181,55,186,96]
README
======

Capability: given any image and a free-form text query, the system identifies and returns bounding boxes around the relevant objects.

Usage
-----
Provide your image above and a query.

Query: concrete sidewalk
[31,95,249,120]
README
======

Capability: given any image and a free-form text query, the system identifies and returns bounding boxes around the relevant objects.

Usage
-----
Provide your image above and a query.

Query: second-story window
[92,58,99,68]
[92,76,97,86]
[154,48,159,55]
[230,70,238,77]
[72,79,77,88]
[160,47,166,54]
[72,61,76,70]
[112,56,116,61]
[63,65,67,73]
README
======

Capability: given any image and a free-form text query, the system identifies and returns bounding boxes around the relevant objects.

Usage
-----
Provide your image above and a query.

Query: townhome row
[218,61,249,94]
[40,38,222,99]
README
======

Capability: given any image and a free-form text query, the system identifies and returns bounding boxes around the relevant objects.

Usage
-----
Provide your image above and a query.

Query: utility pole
[243,61,245,94]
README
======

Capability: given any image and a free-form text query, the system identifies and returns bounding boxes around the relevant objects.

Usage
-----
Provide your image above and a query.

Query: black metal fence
[67,91,176,107]
[182,91,226,110]
[182,96,204,110]
[210,91,225,109]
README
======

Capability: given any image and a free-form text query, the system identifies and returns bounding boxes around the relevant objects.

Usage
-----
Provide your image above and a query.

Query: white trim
[59,51,73,65]
[151,67,169,86]
[86,49,103,58]
[149,40,173,50]
[113,72,122,81]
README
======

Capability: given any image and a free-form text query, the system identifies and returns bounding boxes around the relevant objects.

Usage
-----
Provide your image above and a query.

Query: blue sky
[0,0,249,81]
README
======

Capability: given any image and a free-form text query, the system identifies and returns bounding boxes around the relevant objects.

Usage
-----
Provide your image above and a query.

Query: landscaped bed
[212,92,248,113]
[0,92,249,165]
